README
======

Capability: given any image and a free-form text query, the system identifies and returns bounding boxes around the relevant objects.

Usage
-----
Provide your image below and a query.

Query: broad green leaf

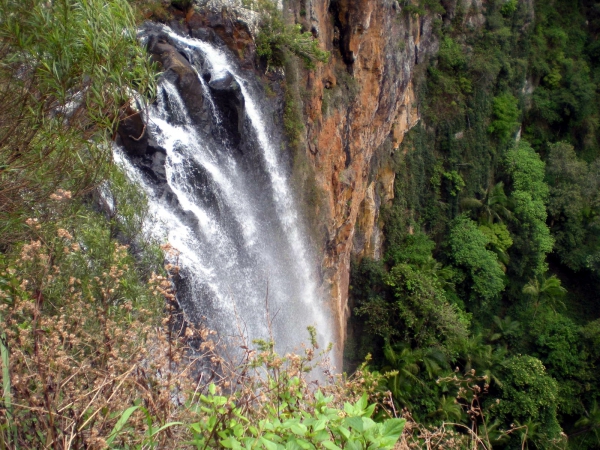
[264,432,282,442]
[189,422,204,434]
[363,404,376,418]
[345,439,362,450]
[220,436,243,450]
[381,418,406,440]
[355,394,368,412]
[214,396,227,406]
[232,423,244,437]
[322,441,343,450]
[260,437,278,450]
[290,423,307,436]
[285,440,306,450]
[361,418,376,432]
[338,426,351,440]
[344,417,364,432]
[313,418,327,431]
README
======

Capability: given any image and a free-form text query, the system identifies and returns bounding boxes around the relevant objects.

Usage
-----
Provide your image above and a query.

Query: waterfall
[117,25,335,362]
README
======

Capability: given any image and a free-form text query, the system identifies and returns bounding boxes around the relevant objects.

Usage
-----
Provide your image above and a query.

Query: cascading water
[116,24,335,363]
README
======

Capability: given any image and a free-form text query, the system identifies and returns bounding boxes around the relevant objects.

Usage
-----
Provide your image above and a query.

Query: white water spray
[118,26,334,361]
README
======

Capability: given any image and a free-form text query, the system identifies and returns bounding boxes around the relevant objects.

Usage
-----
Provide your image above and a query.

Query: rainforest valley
[346,0,600,448]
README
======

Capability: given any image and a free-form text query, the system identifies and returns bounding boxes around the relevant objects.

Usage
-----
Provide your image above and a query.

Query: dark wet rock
[139,142,168,185]
[190,26,218,43]
[185,9,256,70]
[208,72,245,147]
[117,106,148,157]
[145,31,208,124]
[208,71,236,91]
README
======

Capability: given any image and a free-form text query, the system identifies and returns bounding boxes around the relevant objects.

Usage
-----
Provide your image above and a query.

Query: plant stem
[0,314,17,449]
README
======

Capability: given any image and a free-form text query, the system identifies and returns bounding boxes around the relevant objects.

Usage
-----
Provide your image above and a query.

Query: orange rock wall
[184,0,450,355]
[290,0,441,349]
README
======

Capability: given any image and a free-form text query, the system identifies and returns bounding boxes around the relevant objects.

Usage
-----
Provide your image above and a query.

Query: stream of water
[116,25,334,362]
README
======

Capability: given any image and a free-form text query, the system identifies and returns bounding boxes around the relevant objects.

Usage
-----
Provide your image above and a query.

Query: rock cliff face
[175,0,484,352]
[288,0,438,347]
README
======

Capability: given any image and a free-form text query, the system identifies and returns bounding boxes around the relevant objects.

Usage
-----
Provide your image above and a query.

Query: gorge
[3,0,600,447]
[118,0,464,356]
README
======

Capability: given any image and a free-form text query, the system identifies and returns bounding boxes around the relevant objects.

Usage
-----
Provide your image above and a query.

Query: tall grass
[0,0,156,246]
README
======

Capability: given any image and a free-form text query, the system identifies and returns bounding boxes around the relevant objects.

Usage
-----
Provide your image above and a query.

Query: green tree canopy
[492,355,562,449]
[504,141,553,277]
[545,142,600,274]
[488,93,521,142]
[448,215,506,303]
[384,263,470,349]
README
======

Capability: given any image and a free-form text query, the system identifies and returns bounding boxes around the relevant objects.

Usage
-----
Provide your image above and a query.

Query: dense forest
[0,0,405,448]
[347,0,600,448]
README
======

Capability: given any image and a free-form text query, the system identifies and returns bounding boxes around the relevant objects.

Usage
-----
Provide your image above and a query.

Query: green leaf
[260,437,279,450]
[147,421,183,438]
[344,417,364,432]
[189,422,204,434]
[285,440,307,450]
[361,418,376,432]
[106,405,139,446]
[338,426,351,440]
[322,441,343,450]
[264,432,281,442]
[363,404,376,418]
[378,419,406,448]
[355,393,368,411]
[313,430,330,442]
[345,440,362,450]
[381,418,406,439]
[290,423,307,436]
[220,436,243,449]
[214,396,227,406]
[313,419,327,432]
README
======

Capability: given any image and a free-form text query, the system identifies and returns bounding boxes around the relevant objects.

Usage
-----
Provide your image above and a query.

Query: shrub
[246,0,329,69]
[0,199,408,448]
[491,355,563,449]
[184,338,406,449]
[448,216,506,303]
[488,93,520,142]
[0,0,156,246]
[0,200,174,448]
[505,141,553,277]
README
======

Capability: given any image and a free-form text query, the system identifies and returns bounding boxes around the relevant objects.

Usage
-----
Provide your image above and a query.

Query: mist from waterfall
[117,25,334,362]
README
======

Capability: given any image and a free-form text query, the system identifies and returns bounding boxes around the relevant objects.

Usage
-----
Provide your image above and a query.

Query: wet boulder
[146,33,208,124]
[208,71,245,147]
[117,104,148,157]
